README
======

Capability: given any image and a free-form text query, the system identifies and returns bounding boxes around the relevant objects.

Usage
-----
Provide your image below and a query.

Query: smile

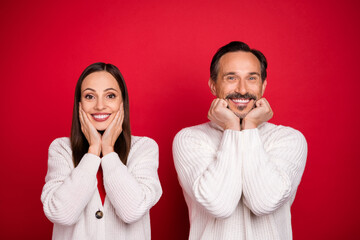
[230,98,250,105]
[91,113,111,122]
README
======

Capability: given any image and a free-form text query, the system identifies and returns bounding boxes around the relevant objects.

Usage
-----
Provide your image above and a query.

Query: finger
[212,98,222,110]
[260,98,273,113]
[219,99,228,108]
[106,113,118,132]
[79,109,88,135]
[108,111,122,134]
[117,110,124,134]
[212,98,224,117]
[81,110,98,136]
[113,111,122,131]
[208,99,217,116]
[118,109,124,125]
[255,98,265,107]
[82,110,93,127]
[209,98,217,110]
[261,98,270,107]
[79,107,85,126]
[248,99,255,106]
[224,99,231,108]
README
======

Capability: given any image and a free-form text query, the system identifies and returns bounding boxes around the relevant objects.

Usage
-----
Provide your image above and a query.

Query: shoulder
[47,137,73,167]
[174,122,216,142]
[173,122,223,155]
[126,136,159,165]
[130,135,158,151]
[48,137,72,155]
[259,122,307,146]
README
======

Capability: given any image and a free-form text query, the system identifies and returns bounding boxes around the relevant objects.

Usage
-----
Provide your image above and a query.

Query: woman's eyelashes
[84,94,94,100]
[83,93,117,101]
[107,93,116,99]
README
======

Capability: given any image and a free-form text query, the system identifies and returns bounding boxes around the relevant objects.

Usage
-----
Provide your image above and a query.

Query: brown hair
[210,41,267,82]
[70,62,131,167]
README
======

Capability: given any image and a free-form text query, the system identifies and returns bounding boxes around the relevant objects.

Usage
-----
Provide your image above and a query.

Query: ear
[261,79,267,96]
[208,78,217,96]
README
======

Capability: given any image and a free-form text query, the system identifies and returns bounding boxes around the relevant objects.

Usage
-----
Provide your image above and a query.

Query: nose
[95,98,105,110]
[236,79,247,95]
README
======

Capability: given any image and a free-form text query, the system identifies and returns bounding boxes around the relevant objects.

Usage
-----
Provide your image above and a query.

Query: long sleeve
[241,127,307,216]
[173,127,243,218]
[41,138,101,226]
[101,137,162,224]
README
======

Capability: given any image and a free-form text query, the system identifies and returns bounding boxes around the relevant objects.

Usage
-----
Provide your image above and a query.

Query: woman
[41,62,162,240]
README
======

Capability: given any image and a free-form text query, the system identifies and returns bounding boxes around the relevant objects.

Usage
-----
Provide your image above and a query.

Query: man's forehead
[218,51,261,74]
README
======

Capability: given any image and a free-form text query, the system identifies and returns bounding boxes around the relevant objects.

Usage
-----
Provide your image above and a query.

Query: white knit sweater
[41,136,162,240]
[173,122,307,240]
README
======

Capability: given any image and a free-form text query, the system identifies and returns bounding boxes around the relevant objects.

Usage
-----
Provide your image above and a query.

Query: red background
[1,0,359,239]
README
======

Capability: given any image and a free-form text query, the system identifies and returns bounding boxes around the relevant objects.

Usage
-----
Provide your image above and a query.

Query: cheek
[110,99,122,111]
[221,87,234,97]
[80,100,92,113]
[249,85,263,96]
[215,84,230,96]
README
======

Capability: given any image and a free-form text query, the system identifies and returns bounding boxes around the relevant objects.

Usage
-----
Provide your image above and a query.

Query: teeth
[93,114,110,119]
[232,98,249,103]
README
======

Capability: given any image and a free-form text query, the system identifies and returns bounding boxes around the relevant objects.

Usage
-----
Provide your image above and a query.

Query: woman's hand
[79,103,102,156]
[101,104,124,156]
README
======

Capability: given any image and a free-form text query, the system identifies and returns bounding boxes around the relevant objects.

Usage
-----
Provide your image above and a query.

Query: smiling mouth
[230,98,250,105]
[91,113,111,122]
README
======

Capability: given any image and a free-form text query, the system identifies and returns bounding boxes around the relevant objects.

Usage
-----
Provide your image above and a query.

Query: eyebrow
[249,72,261,76]
[223,72,236,76]
[82,87,119,93]
[222,72,261,77]
[104,88,118,92]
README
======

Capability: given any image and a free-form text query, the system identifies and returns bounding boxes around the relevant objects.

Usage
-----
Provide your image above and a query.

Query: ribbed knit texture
[172,122,307,240]
[41,136,162,240]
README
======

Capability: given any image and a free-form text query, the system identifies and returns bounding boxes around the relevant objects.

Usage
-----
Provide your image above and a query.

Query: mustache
[225,92,257,101]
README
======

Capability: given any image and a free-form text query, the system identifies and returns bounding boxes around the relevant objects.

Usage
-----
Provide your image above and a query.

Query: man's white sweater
[173,122,307,240]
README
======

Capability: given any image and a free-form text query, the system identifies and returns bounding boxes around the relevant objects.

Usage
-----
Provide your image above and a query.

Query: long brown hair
[70,62,131,167]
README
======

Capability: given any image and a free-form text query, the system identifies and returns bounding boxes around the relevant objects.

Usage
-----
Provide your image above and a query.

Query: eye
[249,76,257,80]
[226,75,236,81]
[107,93,116,99]
[84,94,94,100]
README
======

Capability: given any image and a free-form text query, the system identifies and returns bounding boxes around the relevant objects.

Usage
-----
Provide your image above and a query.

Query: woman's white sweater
[41,136,162,240]
[173,122,307,240]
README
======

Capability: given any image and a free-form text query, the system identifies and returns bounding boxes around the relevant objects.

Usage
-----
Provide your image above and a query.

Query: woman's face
[80,71,123,131]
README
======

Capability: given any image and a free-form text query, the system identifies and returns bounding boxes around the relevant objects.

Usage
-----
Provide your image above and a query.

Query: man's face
[209,51,267,119]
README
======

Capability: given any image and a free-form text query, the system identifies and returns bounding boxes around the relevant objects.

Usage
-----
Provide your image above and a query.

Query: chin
[93,123,109,131]
[229,107,248,119]
[233,111,248,119]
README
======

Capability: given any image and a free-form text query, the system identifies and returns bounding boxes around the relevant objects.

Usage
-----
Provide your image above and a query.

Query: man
[173,41,307,240]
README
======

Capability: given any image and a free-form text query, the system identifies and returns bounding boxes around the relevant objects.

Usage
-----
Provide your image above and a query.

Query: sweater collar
[209,121,267,132]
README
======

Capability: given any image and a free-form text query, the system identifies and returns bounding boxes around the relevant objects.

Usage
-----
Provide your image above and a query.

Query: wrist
[88,144,101,156]
[242,119,258,130]
[102,145,114,156]
[224,121,241,131]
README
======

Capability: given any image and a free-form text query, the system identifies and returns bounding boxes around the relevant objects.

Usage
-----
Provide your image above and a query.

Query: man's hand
[242,98,273,130]
[208,98,240,131]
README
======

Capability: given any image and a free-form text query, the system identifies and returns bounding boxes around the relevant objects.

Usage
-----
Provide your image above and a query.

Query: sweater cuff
[77,153,101,176]
[223,129,242,137]
[241,128,262,150]
[101,152,127,174]
[215,129,242,159]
